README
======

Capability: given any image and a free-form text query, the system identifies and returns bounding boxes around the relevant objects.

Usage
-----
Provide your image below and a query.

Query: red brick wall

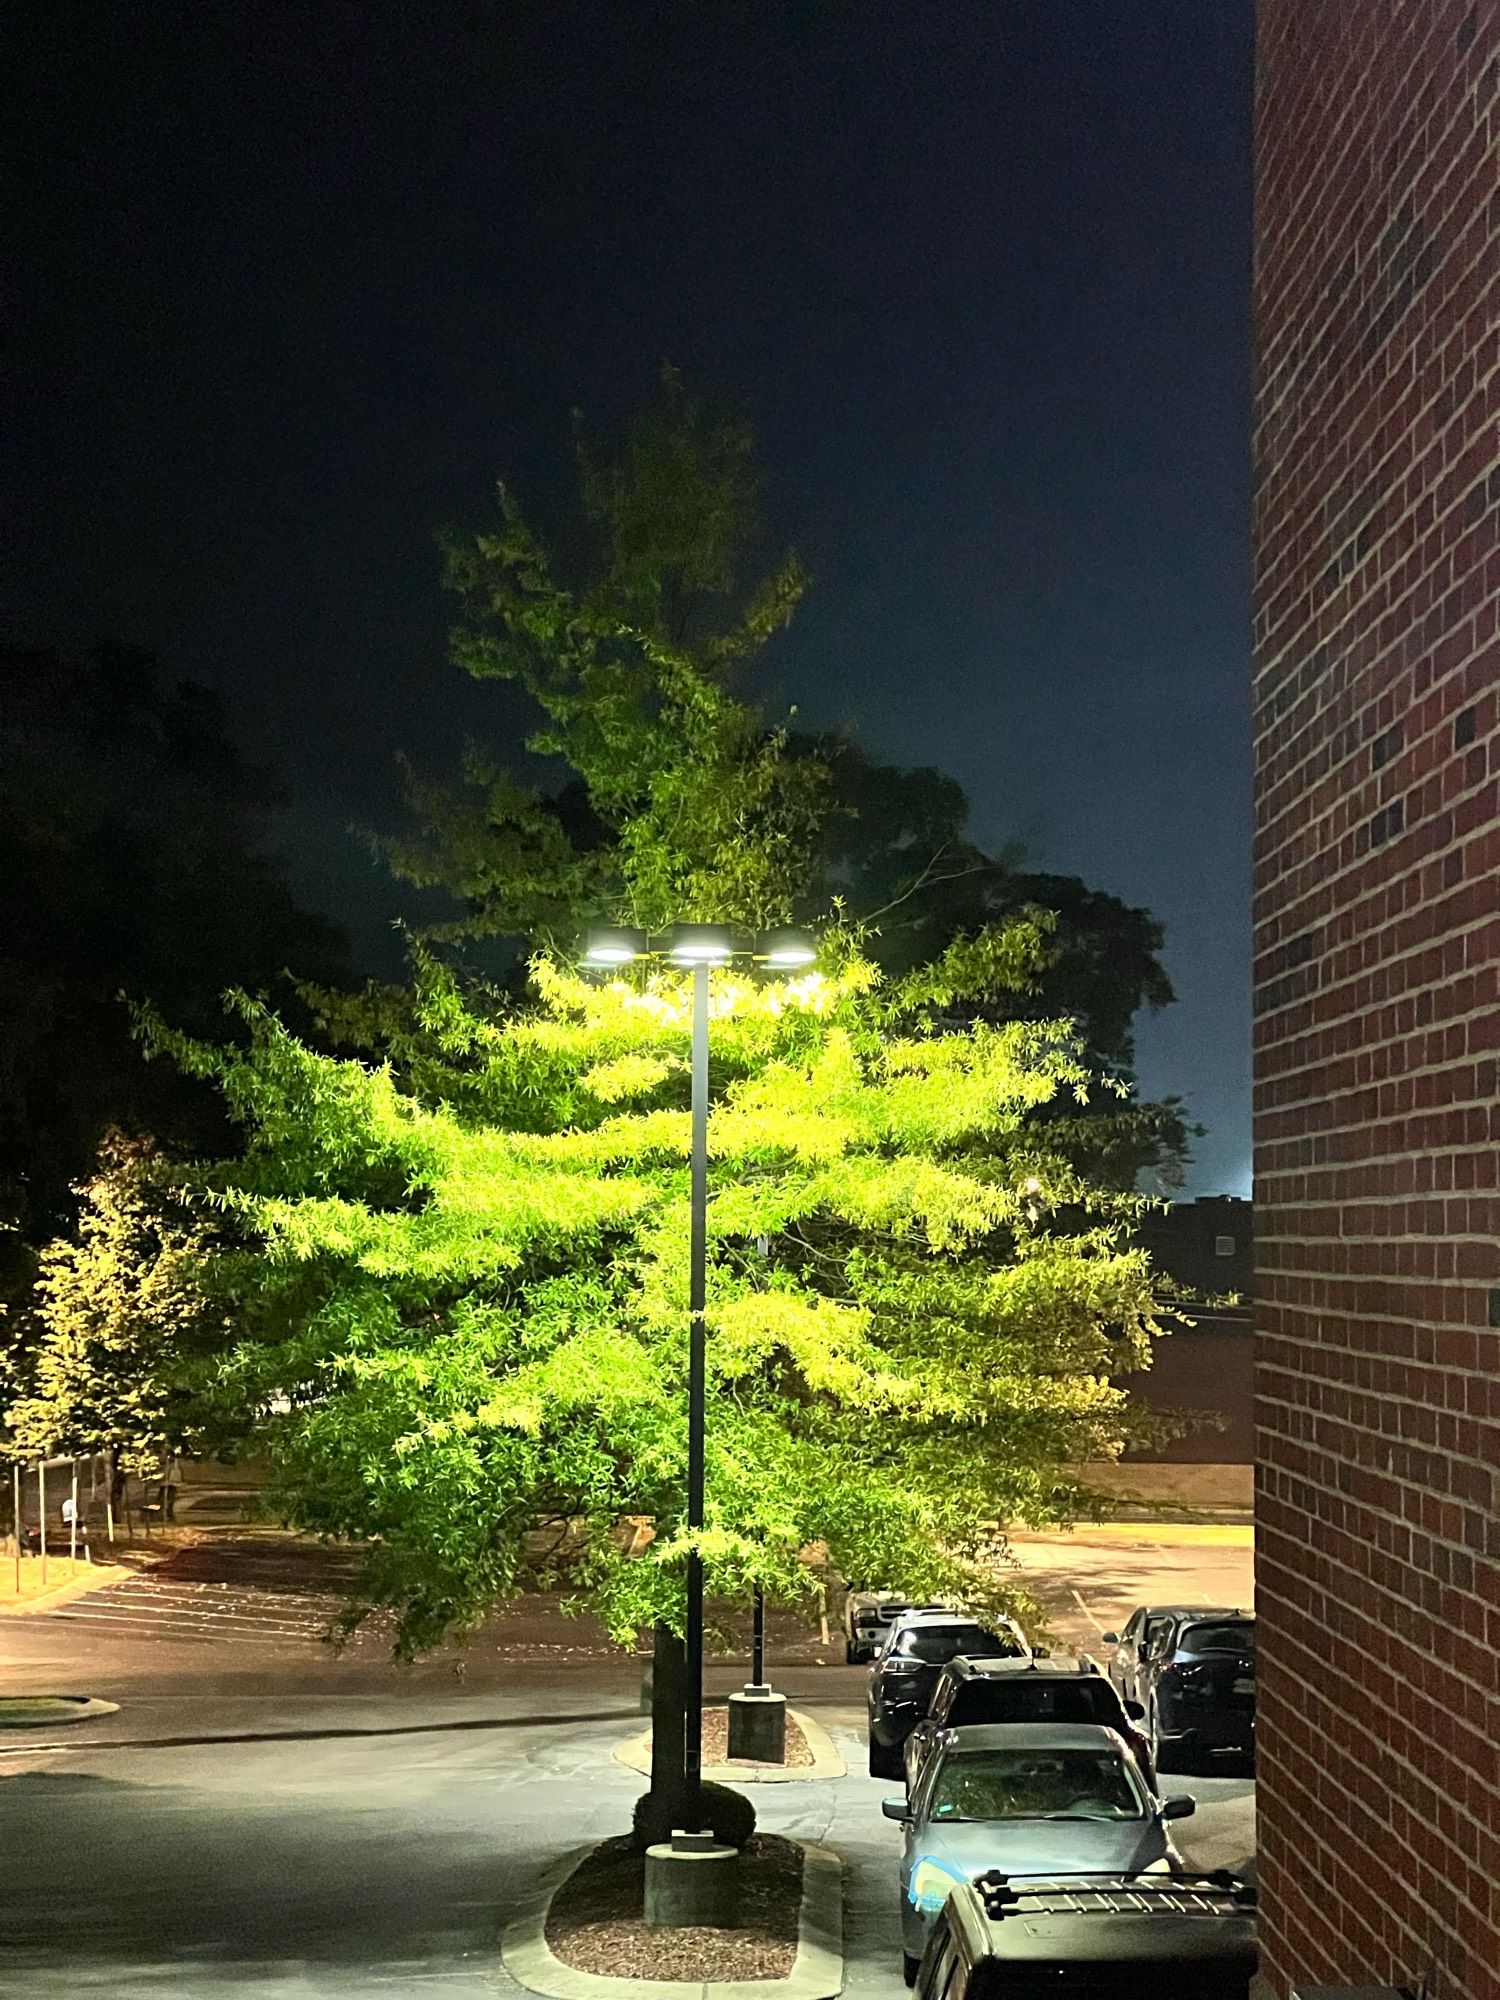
[1252,3,1500,1996]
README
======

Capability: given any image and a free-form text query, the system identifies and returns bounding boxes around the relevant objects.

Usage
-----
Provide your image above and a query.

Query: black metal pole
[683,961,710,1831]
[752,1584,766,1689]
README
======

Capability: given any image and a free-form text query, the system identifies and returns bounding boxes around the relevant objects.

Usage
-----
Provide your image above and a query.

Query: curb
[502,1839,843,2000]
[612,1709,846,1785]
[0,1696,120,1730]
[0,1563,132,1617]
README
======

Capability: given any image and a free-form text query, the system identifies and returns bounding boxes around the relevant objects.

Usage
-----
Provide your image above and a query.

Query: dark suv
[912,1870,1258,2000]
[1133,1612,1256,1771]
[903,1656,1154,1794]
[867,1611,1029,1778]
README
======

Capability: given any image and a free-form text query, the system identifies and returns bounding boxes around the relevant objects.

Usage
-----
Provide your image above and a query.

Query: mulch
[702,1704,814,1768]
[545,1832,804,1982]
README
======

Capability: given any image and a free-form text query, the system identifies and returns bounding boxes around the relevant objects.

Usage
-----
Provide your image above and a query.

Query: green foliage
[151,942,1165,1656]
[386,367,824,945]
[3,1134,225,1472]
[113,374,1185,1669]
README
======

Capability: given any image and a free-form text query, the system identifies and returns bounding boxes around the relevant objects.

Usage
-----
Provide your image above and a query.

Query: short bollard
[644,1830,741,1928]
[727,1684,787,1763]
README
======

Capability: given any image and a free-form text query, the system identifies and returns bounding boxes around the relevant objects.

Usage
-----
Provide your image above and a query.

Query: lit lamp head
[668,923,736,967]
[759,928,817,969]
[582,926,647,968]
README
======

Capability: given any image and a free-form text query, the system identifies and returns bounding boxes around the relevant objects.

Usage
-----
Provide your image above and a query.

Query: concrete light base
[644,1835,741,1930]
[727,1687,786,1764]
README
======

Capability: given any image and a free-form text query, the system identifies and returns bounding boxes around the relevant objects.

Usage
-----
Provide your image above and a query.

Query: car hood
[911,1815,1171,1887]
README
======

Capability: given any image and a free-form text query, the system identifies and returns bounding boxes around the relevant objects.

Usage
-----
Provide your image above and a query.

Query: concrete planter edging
[501,1838,844,2000]
[612,1708,847,1784]
[0,1695,120,1730]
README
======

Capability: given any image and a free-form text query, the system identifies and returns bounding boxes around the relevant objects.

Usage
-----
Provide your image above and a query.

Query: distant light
[669,923,735,966]
[583,926,647,968]
[760,928,817,968]
[1023,1176,1044,1195]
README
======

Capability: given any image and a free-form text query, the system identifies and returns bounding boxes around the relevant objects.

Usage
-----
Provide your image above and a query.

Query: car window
[922,1931,959,2000]
[930,1677,957,1723]
[1178,1621,1255,1656]
[951,1680,1124,1727]
[894,1625,1025,1664]
[1123,1610,1144,1643]
[926,1746,1146,1822]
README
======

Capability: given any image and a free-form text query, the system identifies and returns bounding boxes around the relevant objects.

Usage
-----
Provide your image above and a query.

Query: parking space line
[1070,1587,1106,1634]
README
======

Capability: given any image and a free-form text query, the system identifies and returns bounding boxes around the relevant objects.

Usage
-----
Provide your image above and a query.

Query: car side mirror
[1161,1796,1196,1820]
[882,1797,910,1823]
[1124,1699,1146,1721]
[1100,1632,1119,1646]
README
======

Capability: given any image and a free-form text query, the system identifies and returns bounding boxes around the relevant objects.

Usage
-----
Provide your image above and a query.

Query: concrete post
[643,1833,740,1928]
[727,1685,787,1763]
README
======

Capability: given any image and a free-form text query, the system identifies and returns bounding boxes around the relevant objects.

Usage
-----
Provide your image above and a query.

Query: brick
[1254,2,1500,1995]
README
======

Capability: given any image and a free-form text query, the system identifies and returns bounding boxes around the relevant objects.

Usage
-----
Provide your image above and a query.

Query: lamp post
[583,922,815,1834]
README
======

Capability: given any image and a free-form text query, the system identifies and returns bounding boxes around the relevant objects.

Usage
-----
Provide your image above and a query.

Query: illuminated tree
[152,940,1162,1661]
[3,1134,222,1492]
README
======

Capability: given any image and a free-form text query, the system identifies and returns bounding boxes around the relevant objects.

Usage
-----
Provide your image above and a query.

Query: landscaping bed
[545,1832,803,1981]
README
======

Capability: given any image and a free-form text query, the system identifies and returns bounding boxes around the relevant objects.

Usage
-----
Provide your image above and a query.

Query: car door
[905,1673,957,1791]
[1136,1616,1178,1717]
[1108,1610,1145,1700]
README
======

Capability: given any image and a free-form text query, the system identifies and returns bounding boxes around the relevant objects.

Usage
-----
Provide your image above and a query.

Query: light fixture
[759,928,817,969]
[582,926,647,967]
[668,923,736,966]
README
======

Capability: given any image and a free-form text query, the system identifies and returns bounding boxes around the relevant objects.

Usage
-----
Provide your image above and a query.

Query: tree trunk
[648,1621,687,1826]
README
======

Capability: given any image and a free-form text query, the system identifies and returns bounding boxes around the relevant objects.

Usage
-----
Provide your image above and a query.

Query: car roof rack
[972,1870,1257,1922]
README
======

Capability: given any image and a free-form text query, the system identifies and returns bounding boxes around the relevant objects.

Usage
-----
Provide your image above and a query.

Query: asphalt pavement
[0,1527,1255,1998]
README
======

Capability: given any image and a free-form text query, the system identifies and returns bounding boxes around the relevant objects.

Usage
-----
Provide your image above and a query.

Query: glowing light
[583,927,647,968]
[760,928,817,969]
[668,923,735,966]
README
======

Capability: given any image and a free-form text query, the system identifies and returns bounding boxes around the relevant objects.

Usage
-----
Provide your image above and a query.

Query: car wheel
[902,1949,921,1987]
[845,1641,858,1664]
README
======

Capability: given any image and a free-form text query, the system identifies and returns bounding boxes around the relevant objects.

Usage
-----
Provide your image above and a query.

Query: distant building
[1118,1196,1254,1468]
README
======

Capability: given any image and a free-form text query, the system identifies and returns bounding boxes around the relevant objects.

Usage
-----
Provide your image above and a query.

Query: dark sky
[4,0,1253,1196]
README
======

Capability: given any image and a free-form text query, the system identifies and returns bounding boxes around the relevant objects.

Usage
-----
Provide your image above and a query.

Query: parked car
[1135,1612,1256,1771]
[910,1868,1258,1999]
[843,1590,918,1664]
[1101,1603,1243,1711]
[902,1655,1154,1796]
[882,1721,1196,1983]
[867,1609,1030,1778]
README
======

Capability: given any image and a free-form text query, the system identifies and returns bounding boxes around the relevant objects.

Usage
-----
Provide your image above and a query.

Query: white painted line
[1071,1588,1107,1634]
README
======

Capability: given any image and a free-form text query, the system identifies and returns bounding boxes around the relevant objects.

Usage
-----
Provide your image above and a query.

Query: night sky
[4,0,1253,1196]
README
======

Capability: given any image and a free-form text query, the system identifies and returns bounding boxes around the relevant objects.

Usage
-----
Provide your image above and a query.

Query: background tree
[2,1133,225,1500]
[0,643,349,1252]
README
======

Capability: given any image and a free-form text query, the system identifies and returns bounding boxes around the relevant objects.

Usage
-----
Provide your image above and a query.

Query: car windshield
[894,1625,1023,1664]
[1179,1622,1255,1656]
[927,1747,1146,1823]
[952,1681,1124,1727]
